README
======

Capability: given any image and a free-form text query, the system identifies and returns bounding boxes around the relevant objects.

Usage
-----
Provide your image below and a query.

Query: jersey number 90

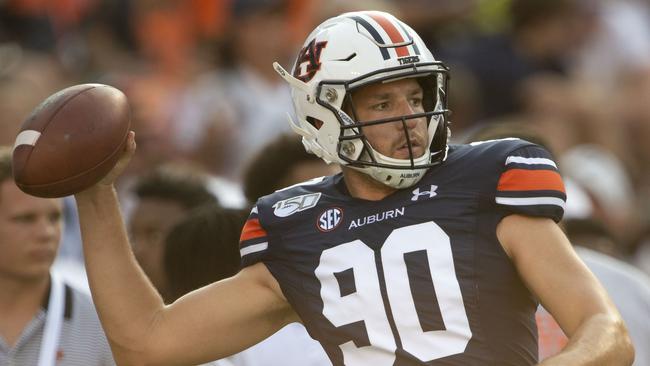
[315,222,472,364]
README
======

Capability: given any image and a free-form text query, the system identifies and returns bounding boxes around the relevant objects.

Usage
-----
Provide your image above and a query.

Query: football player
[73,11,633,366]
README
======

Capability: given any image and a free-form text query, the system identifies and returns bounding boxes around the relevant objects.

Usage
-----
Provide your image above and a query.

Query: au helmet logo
[293,39,328,82]
[317,207,343,232]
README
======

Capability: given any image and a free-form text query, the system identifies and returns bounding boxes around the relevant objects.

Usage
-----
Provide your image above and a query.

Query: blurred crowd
[1,0,650,363]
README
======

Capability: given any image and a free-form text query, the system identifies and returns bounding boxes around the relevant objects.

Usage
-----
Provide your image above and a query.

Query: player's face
[350,78,428,160]
[130,198,188,297]
[0,180,62,282]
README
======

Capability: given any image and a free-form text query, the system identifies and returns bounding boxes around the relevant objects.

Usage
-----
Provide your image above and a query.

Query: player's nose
[395,99,421,130]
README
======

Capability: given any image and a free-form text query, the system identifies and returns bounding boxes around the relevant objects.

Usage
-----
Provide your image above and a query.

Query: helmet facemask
[316,63,450,189]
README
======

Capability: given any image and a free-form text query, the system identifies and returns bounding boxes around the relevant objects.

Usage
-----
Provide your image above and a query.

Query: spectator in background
[396,0,475,50]
[163,204,331,366]
[0,0,97,53]
[163,204,247,303]
[510,74,644,248]
[172,0,297,180]
[560,145,639,250]
[563,219,623,260]
[615,66,650,221]
[634,228,650,277]
[0,51,66,147]
[572,0,650,88]
[441,0,597,125]
[242,133,339,204]
[129,163,218,303]
[536,246,650,366]
[0,147,114,365]
[90,1,231,184]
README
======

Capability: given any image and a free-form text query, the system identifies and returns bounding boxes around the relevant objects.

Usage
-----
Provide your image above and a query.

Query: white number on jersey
[315,222,472,365]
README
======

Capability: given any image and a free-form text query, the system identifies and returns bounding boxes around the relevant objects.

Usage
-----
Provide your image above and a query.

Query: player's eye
[371,102,389,111]
[410,97,422,108]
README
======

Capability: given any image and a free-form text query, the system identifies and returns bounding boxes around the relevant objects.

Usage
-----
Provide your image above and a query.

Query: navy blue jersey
[239,139,566,366]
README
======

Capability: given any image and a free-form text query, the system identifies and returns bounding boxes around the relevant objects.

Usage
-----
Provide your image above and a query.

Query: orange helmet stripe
[366,12,410,57]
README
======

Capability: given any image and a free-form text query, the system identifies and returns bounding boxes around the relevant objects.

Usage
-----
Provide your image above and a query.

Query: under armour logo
[411,185,438,201]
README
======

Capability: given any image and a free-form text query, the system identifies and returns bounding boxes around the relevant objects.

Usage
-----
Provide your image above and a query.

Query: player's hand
[99,131,136,186]
[74,131,135,200]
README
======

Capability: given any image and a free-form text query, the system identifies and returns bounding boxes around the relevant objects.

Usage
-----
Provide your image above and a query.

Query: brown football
[12,83,131,198]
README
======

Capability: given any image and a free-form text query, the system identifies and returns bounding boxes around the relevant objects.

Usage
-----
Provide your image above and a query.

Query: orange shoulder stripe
[498,169,565,193]
[239,218,267,243]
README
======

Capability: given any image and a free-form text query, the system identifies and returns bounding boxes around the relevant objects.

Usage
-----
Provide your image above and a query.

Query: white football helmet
[274,11,450,189]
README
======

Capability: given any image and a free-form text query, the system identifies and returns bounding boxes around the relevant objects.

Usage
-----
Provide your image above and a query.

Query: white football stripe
[469,137,519,146]
[240,242,268,257]
[496,196,566,209]
[13,130,41,150]
[505,156,557,169]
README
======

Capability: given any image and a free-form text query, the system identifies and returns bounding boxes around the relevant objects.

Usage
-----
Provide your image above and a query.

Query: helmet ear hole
[430,117,448,154]
[306,117,324,130]
[340,93,359,123]
[417,76,438,114]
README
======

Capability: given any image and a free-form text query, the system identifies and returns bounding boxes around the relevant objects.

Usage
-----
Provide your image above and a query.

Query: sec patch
[317,207,343,232]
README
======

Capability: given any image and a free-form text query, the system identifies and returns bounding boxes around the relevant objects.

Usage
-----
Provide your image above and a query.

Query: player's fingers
[98,131,136,186]
[125,131,136,154]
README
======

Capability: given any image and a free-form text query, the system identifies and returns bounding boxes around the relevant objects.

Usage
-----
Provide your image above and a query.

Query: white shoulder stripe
[496,196,566,209]
[469,137,519,146]
[505,156,557,168]
[13,130,41,151]
[240,242,268,257]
